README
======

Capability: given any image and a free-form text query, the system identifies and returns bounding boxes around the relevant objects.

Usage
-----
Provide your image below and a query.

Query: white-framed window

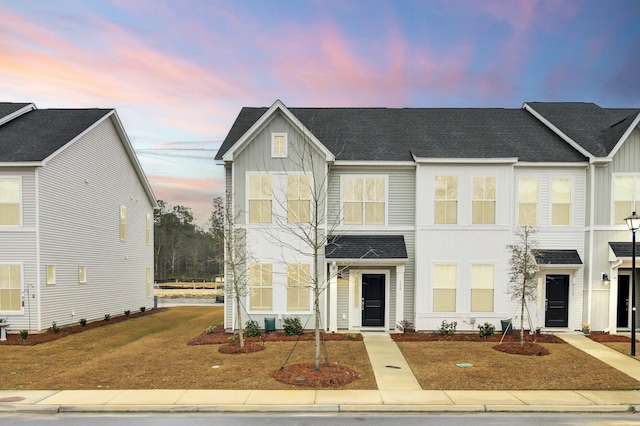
[0,264,21,312]
[0,177,21,226]
[146,213,152,245]
[613,175,640,224]
[249,263,272,310]
[518,178,538,226]
[78,266,87,284]
[435,176,458,224]
[271,133,287,158]
[433,264,456,312]
[471,264,494,312]
[342,176,386,225]
[551,178,572,226]
[146,268,152,297]
[287,175,310,223]
[287,263,310,311]
[248,174,272,223]
[46,265,56,285]
[119,206,127,240]
[472,176,495,224]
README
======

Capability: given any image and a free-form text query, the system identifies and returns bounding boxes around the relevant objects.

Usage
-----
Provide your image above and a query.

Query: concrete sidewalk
[1,331,638,414]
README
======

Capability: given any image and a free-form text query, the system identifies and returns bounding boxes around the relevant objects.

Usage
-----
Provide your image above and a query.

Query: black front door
[617,275,630,328]
[362,274,385,327]
[545,275,569,327]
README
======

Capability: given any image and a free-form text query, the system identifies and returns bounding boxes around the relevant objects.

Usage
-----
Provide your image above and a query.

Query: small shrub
[396,319,415,333]
[20,330,28,341]
[228,335,236,342]
[438,320,457,336]
[79,318,87,326]
[345,333,357,340]
[124,310,131,316]
[478,322,495,338]
[282,316,304,336]
[244,320,261,337]
[104,314,111,321]
[49,321,60,334]
[205,325,217,334]
[140,306,146,312]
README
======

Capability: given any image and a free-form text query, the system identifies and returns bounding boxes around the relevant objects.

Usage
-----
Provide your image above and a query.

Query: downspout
[35,168,42,332]
[587,163,595,327]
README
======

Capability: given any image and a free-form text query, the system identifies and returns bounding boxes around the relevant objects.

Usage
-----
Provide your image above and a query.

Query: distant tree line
[153,199,224,281]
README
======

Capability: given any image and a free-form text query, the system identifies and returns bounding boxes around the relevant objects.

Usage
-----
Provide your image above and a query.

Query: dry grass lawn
[596,342,640,362]
[2,306,637,391]
[397,341,640,390]
[1,306,375,390]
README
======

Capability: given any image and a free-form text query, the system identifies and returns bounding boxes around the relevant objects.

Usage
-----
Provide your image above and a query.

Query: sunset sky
[1,0,638,225]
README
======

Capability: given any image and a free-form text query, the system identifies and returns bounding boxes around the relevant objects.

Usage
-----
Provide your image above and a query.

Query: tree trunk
[235,291,244,348]
[520,283,525,347]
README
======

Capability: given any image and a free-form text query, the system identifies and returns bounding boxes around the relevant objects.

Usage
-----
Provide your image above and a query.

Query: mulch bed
[391,332,564,344]
[188,328,362,346]
[271,362,360,388]
[0,309,161,346]
[587,333,639,343]
[493,342,550,356]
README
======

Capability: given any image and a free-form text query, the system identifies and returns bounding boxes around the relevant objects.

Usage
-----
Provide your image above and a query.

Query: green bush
[205,325,217,334]
[282,316,304,336]
[49,321,60,334]
[438,320,457,336]
[478,322,495,338]
[79,318,87,326]
[345,333,357,340]
[104,314,111,321]
[245,320,261,337]
[20,330,28,341]
[124,310,131,316]
[140,307,146,312]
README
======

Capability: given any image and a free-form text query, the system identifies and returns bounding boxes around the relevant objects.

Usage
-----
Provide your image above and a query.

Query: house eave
[412,155,518,164]
[326,258,408,265]
[515,161,588,167]
[0,162,42,167]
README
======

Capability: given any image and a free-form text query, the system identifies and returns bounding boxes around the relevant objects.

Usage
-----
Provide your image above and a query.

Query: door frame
[349,269,391,330]
[544,274,570,328]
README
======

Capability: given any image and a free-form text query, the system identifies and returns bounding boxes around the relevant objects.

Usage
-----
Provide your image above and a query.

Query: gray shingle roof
[216,106,588,163]
[533,249,583,265]
[0,108,112,162]
[609,242,640,258]
[325,235,408,259]
[526,102,640,157]
[0,102,31,119]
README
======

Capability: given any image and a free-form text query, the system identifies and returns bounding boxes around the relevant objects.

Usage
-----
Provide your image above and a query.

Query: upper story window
[249,263,272,310]
[119,206,127,240]
[613,175,640,224]
[287,175,310,223]
[433,264,456,312]
[0,264,21,312]
[471,264,494,312]
[0,178,20,226]
[342,176,386,225]
[248,174,272,223]
[46,265,56,285]
[518,178,538,226]
[472,176,496,224]
[434,176,457,224]
[551,178,572,226]
[146,214,152,245]
[271,133,287,158]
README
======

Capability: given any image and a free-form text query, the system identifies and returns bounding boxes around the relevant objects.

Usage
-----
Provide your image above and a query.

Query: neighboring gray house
[215,100,639,333]
[0,102,157,332]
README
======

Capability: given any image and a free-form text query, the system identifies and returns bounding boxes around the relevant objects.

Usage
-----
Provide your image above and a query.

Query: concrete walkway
[558,333,640,381]
[1,332,639,414]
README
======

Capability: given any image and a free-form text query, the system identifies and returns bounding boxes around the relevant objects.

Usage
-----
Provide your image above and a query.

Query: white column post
[329,261,338,333]
[396,264,405,330]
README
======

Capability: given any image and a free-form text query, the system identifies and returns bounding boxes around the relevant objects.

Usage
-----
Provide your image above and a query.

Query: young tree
[506,226,539,346]
[210,193,250,348]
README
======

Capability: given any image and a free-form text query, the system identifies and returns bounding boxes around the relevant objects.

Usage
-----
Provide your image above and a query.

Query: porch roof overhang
[325,235,408,264]
[534,249,582,269]
[608,242,640,261]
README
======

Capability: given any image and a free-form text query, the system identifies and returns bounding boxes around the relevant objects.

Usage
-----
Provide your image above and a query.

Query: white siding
[37,118,154,329]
